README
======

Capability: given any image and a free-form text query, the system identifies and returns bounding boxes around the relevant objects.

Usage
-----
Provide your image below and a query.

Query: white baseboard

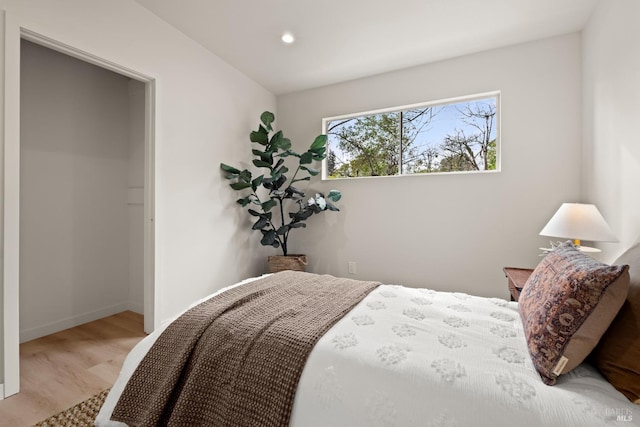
[0,382,4,400]
[19,302,129,343]
[127,301,144,315]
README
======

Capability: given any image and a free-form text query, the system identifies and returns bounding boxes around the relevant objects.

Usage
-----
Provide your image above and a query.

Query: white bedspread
[96,280,638,427]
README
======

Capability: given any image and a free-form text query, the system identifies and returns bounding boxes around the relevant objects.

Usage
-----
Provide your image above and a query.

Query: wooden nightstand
[503,267,534,302]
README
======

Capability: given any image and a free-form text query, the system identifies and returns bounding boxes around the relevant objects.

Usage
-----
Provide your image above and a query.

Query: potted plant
[220,111,342,272]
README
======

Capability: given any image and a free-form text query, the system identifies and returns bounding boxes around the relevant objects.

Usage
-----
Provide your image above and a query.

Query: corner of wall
[580,0,640,260]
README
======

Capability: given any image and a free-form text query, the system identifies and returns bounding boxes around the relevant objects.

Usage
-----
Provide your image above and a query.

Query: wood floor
[0,311,146,427]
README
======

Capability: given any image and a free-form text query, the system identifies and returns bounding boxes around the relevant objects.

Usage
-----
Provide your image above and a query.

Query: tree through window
[323,94,499,179]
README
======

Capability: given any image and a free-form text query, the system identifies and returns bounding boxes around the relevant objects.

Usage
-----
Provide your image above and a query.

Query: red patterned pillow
[519,241,629,385]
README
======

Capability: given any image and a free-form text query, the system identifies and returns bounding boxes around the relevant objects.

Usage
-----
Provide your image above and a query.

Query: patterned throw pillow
[519,241,629,385]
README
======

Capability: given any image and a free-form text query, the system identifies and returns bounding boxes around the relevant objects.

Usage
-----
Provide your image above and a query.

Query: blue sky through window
[324,95,497,178]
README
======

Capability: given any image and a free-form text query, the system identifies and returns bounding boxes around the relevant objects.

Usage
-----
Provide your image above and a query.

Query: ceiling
[134,0,600,95]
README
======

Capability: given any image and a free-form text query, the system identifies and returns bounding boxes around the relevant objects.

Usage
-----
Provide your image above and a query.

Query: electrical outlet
[348,261,357,274]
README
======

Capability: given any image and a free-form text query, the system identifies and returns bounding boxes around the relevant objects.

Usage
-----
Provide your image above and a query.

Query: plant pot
[268,255,308,273]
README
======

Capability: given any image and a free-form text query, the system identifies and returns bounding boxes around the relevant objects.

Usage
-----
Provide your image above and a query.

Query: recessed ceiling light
[281,32,295,44]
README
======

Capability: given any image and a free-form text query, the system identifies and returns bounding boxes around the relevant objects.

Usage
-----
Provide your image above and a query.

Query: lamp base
[540,245,601,253]
[576,245,601,253]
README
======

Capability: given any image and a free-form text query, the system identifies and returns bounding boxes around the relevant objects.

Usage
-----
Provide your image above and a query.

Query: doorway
[19,39,145,341]
[2,28,156,398]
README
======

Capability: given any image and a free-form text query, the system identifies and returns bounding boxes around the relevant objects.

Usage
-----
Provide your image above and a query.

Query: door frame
[2,18,157,398]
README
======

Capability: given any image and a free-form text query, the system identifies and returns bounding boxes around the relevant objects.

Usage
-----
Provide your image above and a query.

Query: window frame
[321,91,501,180]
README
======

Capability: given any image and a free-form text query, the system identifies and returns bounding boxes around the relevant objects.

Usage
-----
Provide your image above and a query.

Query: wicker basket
[268,255,308,273]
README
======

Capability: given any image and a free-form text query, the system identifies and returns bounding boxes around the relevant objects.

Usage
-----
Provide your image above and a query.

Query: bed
[96,243,639,427]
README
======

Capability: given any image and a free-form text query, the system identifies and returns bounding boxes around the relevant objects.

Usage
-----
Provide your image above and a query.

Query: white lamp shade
[539,203,618,243]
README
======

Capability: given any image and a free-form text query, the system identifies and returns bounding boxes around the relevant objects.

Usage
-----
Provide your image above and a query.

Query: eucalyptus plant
[220,111,341,256]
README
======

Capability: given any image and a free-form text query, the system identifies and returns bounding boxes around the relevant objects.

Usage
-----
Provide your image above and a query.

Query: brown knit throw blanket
[111,271,379,427]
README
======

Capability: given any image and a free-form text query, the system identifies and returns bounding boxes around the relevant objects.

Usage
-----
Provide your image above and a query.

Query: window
[322,93,499,179]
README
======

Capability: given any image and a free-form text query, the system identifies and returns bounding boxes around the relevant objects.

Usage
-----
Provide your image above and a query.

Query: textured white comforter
[97,278,637,427]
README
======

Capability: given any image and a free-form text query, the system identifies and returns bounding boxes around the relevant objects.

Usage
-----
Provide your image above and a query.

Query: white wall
[582,0,640,263]
[128,79,145,315]
[19,40,136,342]
[277,34,583,297]
[0,0,275,390]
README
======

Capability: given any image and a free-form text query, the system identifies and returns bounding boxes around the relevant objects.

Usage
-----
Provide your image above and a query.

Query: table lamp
[539,203,618,252]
